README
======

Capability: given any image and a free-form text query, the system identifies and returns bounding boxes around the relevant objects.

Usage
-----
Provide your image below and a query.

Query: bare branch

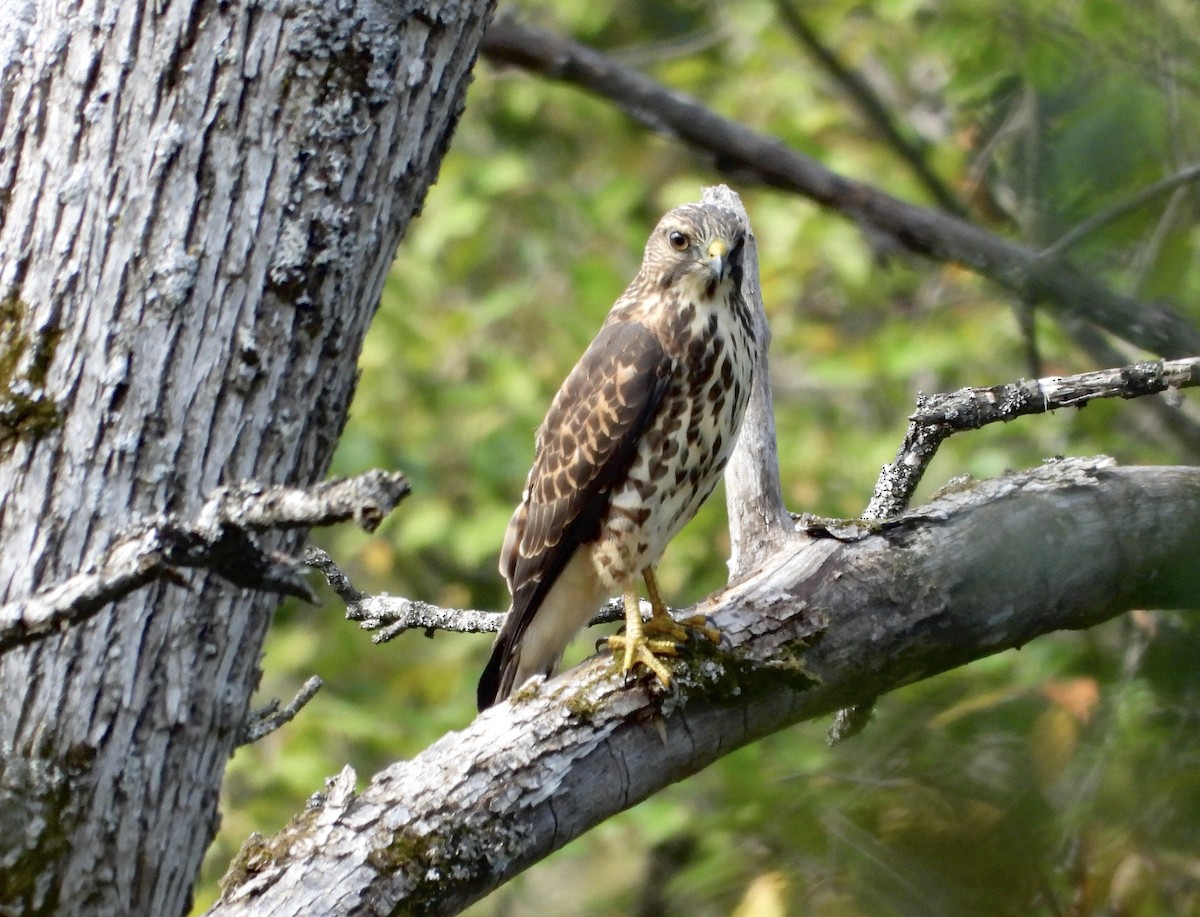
[1058,317,1200,456]
[239,676,325,746]
[199,470,410,534]
[916,357,1200,425]
[480,18,1200,360]
[361,598,504,643]
[865,357,1200,519]
[772,0,965,217]
[305,546,504,640]
[303,546,366,605]
[208,461,1200,917]
[0,472,410,652]
[306,548,636,642]
[1042,161,1200,259]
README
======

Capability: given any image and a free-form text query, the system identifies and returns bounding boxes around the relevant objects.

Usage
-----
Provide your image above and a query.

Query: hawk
[476,200,757,711]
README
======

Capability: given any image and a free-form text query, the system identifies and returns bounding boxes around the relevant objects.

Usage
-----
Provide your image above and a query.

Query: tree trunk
[0,1,492,913]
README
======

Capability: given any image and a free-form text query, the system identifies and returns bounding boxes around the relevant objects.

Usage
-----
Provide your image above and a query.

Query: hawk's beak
[707,239,728,282]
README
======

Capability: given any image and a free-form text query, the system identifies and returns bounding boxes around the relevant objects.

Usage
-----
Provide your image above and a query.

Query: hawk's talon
[641,611,722,647]
[605,579,725,689]
[657,612,720,648]
[607,633,676,687]
[678,614,722,645]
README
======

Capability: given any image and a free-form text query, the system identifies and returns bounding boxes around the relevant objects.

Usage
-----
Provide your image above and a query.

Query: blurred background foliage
[196,0,1200,913]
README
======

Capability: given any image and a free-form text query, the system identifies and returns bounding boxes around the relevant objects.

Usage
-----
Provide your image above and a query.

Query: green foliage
[197,0,1200,912]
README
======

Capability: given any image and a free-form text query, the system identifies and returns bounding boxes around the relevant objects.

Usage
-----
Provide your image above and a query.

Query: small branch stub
[239,676,325,746]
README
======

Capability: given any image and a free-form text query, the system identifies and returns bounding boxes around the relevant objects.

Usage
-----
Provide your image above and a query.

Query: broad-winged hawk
[477,200,756,710]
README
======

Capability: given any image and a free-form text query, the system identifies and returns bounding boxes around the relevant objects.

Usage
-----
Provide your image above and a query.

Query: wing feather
[478,320,672,708]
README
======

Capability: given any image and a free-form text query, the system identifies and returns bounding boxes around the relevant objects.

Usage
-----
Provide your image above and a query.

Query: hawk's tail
[476,629,516,711]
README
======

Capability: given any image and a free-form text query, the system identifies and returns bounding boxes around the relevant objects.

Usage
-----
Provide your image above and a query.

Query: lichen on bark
[0,294,61,453]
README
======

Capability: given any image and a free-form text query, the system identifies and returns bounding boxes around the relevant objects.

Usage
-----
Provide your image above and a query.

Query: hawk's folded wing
[478,320,672,707]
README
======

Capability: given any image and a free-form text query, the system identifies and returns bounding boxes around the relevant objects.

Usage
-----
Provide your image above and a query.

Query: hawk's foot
[640,567,721,645]
[606,631,678,687]
[606,588,724,688]
[643,611,721,647]
[607,588,680,687]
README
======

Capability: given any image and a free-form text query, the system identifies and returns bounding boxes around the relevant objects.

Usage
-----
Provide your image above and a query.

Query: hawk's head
[645,203,747,301]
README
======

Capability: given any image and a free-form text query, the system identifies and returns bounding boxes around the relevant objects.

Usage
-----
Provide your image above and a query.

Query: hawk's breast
[590,296,755,588]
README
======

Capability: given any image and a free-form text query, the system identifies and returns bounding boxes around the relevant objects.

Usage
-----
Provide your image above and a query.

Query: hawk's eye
[667,230,690,252]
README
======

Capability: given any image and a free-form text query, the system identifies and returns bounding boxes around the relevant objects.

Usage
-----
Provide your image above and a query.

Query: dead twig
[0,471,410,652]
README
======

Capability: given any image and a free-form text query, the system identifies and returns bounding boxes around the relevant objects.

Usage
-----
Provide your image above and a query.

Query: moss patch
[676,632,821,708]
[217,803,324,900]
[0,741,91,913]
[0,295,62,454]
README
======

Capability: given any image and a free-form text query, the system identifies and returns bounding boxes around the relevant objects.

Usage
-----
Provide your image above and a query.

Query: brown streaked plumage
[477,200,756,711]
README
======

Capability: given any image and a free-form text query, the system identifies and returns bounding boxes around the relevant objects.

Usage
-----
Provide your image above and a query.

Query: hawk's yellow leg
[642,568,721,645]
[607,568,721,686]
[608,588,678,686]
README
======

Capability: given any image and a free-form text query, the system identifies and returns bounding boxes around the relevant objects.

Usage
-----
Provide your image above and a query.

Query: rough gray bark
[0,1,492,914]
[207,459,1200,916]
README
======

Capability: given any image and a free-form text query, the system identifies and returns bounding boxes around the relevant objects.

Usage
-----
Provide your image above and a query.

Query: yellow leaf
[1041,677,1100,724]
[1030,705,1078,786]
[733,871,789,917]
